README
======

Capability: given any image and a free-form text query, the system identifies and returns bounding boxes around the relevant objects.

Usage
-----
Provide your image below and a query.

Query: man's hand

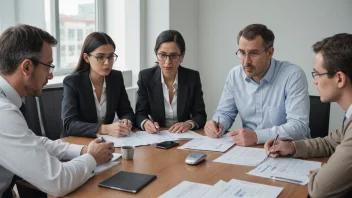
[144,120,160,134]
[169,122,192,133]
[87,138,114,165]
[264,138,296,157]
[227,128,257,146]
[204,120,223,138]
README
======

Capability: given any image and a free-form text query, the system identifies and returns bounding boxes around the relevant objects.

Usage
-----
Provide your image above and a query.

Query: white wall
[170,0,199,71]
[198,0,352,131]
[0,0,16,33]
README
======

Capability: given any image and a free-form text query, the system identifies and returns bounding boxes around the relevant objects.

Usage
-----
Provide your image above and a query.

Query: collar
[345,104,352,120]
[89,76,106,91]
[243,58,276,83]
[161,70,178,87]
[0,75,22,108]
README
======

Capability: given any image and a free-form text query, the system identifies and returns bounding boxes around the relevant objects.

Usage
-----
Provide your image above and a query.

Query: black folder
[98,171,157,193]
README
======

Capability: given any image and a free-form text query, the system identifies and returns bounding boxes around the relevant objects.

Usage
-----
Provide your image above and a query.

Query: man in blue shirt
[205,24,310,146]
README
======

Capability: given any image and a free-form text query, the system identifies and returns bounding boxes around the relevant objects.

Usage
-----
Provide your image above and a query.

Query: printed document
[178,136,235,152]
[247,158,321,185]
[214,146,267,166]
[158,181,212,198]
[203,179,283,198]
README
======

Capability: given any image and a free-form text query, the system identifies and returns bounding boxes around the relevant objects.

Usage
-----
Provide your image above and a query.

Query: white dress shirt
[161,71,178,127]
[90,77,107,124]
[0,76,97,197]
[140,71,179,129]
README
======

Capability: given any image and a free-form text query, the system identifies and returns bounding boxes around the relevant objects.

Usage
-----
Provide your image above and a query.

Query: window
[68,45,75,56]
[77,29,83,41]
[45,0,99,75]
[68,29,75,41]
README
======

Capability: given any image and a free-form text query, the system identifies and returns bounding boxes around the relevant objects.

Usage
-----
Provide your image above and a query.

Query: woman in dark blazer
[135,30,206,133]
[61,32,134,138]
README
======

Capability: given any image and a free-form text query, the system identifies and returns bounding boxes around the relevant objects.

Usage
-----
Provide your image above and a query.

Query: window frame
[48,0,105,76]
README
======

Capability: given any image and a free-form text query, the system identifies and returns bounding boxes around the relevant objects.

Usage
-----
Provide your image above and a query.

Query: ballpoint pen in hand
[148,115,160,134]
[216,117,222,138]
[257,134,279,166]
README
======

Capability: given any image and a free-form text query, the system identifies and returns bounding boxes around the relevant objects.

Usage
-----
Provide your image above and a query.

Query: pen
[270,176,303,185]
[100,137,106,142]
[257,134,279,166]
[148,115,160,134]
[216,117,222,138]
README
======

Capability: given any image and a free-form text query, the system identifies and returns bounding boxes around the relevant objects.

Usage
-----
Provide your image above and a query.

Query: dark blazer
[61,70,134,138]
[135,66,206,129]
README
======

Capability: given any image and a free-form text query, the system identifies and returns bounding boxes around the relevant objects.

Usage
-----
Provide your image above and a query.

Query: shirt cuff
[254,129,271,144]
[66,144,85,160]
[141,119,148,130]
[76,153,97,175]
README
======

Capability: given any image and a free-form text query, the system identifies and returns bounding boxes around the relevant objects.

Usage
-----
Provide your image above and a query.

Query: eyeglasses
[31,59,55,74]
[236,49,267,60]
[156,53,182,62]
[88,53,118,63]
[311,71,335,80]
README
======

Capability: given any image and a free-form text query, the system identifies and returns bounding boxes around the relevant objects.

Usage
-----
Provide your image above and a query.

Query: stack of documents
[247,158,321,185]
[97,130,203,147]
[178,136,235,152]
[213,146,267,166]
[158,179,283,198]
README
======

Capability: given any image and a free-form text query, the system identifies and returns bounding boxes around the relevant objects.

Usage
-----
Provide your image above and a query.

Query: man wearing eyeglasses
[205,24,310,146]
[265,33,352,198]
[0,25,114,197]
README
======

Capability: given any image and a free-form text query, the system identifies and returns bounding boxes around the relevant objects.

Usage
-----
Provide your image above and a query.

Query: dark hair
[313,33,352,80]
[154,30,186,55]
[0,24,57,75]
[73,32,115,73]
[237,24,275,49]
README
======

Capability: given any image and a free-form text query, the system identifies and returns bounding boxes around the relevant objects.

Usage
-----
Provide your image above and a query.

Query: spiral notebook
[99,171,157,193]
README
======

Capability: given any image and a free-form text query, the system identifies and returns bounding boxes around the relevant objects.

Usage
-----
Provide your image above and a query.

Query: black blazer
[135,66,206,129]
[61,70,134,137]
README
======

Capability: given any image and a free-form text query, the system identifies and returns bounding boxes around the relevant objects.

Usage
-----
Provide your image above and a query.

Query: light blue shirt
[213,58,310,144]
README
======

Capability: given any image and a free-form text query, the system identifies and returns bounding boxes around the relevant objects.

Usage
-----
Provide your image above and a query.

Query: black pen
[216,117,223,138]
[257,134,279,166]
[100,137,106,142]
[148,115,160,134]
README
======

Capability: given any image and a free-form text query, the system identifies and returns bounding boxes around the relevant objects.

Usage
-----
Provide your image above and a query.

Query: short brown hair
[0,24,57,75]
[313,33,352,80]
[237,24,275,49]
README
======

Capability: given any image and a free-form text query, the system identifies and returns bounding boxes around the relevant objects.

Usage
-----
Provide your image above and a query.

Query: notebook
[98,171,157,193]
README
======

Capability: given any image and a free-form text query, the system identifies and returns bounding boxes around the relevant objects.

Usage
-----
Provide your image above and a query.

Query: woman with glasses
[135,30,206,133]
[61,32,134,138]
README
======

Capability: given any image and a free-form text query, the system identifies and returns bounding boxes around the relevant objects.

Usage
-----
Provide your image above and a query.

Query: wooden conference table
[49,129,328,198]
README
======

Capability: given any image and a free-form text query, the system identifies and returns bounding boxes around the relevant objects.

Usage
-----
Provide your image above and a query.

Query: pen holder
[121,146,134,160]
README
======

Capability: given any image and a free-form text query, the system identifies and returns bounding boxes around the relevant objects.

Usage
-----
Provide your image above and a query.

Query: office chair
[309,95,330,138]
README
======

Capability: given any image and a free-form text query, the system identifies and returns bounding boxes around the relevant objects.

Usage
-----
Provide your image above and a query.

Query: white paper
[247,158,321,185]
[159,130,204,140]
[214,146,267,166]
[203,179,283,198]
[94,153,121,175]
[98,130,203,147]
[158,181,212,198]
[178,136,235,152]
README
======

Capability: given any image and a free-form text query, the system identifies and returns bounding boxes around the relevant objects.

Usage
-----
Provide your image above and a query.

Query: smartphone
[155,141,179,149]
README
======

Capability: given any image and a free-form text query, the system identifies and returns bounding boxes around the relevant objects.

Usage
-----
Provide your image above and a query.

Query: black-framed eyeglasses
[31,59,55,74]
[235,49,267,59]
[88,53,118,63]
[156,53,182,61]
[311,71,335,80]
